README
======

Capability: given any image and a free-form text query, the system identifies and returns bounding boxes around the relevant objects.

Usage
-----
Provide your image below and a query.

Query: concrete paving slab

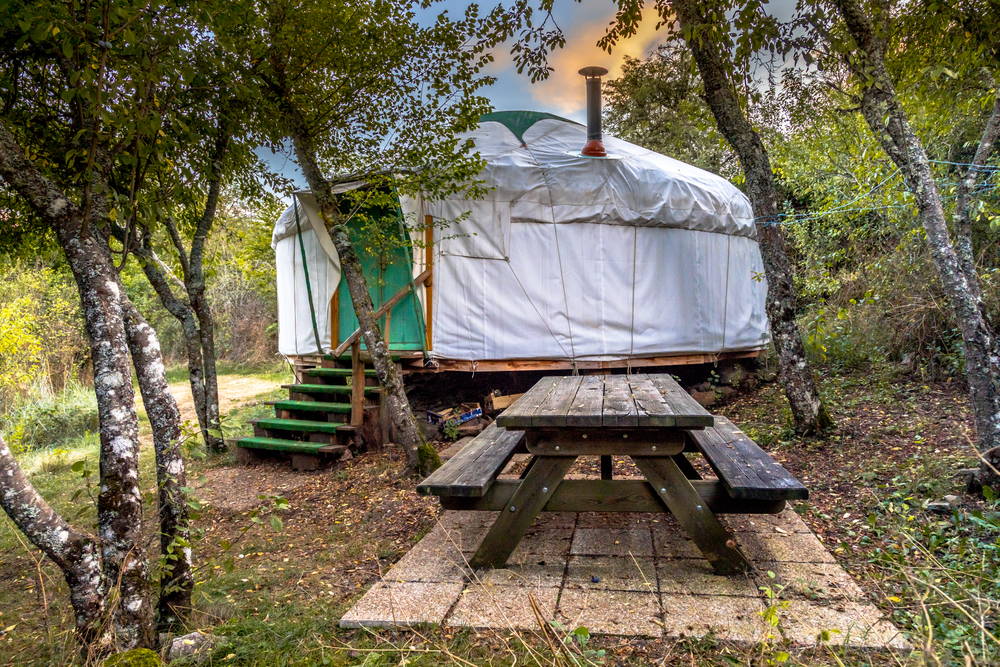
[386,541,469,583]
[340,581,463,628]
[660,593,769,642]
[558,589,663,636]
[755,561,865,601]
[576,512,662,529]
[657,558,759,597]
[474,560,567,588]
[778,600,909,649]
[422,524,488,555]
[509,528,574,558]
[437,510,498,530]
[571,528,654,557]
[532,512,578,529]
[341,509,909,650]
[447,584,559,631]
[652,527,703,559]
[724,508,811,534]
[735,531,837,564]
[564,556,657,592]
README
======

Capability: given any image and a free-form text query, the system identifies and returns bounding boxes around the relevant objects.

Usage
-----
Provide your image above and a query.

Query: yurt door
[335,218,424,351]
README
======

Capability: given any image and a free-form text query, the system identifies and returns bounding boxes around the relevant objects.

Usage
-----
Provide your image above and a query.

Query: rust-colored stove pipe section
[579,66,609,157]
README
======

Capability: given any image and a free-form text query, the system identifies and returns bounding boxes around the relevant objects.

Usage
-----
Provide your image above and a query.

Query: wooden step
[251,418,349,435]
[270,400,352,414]
[305,368,378,378]
[235,437,346,455]
[281,384,381,395]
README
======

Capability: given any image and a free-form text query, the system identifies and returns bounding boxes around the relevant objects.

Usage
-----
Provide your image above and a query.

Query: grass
[0,382,99,455]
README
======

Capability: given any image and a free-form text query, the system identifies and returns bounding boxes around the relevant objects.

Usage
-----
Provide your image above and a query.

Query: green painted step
[306,368,378,378]
[253,418,344,434]
[235,437,328,454]
[282,384,380,395]
[272,400,352,414]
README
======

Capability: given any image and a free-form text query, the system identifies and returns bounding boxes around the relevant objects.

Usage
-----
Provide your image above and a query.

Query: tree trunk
[0,436,110,657]
[120,297,193,632]
[673,0,833,433]
[55,218,156,652]
[179,147,227,454]
[282,112,440,475]
[954,91,1000,302]
[0,121,155,651]
[132,242,214,452]
[189,288,223,452]
[832,0,1000,490]
[329,224,440,474]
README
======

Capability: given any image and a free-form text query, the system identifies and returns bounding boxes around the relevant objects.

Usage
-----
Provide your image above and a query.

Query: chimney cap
[578,66,609,78]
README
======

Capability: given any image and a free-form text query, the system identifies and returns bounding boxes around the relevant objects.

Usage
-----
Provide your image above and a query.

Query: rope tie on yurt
[293,196,325,354]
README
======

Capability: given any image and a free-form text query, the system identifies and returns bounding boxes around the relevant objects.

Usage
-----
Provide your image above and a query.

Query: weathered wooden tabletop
[496,374,714,430]
[468,373,752,574]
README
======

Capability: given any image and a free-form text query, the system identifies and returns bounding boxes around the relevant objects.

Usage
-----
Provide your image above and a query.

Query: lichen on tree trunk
[121,297,193,631]
[0,435,110,656]
[0,122,156,651]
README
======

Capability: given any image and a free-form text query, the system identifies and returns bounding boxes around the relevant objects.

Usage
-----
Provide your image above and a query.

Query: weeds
[0,382,98,454]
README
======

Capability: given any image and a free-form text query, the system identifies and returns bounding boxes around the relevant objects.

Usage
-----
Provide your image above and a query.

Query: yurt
[272,109,770,373]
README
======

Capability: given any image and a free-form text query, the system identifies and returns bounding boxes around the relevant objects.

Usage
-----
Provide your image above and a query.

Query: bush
[0,262,89,405]
[0,382,99,453]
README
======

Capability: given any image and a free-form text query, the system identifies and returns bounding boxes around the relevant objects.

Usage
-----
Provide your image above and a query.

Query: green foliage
[864,484,999,662]
[442,420,461,442]
[0,382,98,453]
[102,648,162,667]
[0,262,88,405]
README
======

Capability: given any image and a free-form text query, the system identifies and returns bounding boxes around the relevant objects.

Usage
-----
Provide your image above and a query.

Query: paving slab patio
[339,507,910,649]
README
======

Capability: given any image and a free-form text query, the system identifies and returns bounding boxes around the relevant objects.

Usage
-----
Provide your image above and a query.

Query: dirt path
[166,375,280,424]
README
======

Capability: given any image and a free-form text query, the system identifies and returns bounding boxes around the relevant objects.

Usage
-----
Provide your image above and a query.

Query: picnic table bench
[417,374,808,574]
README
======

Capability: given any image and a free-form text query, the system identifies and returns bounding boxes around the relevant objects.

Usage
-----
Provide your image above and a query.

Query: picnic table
[418,374,808,574]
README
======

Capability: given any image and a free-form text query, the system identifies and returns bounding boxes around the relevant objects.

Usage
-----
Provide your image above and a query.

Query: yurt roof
[464,111,756,239]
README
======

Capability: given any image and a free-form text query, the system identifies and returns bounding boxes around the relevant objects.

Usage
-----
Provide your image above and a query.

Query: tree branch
[954,84,1000,298]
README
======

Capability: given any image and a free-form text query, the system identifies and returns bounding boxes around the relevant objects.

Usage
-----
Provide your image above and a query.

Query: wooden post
[383,308,392,350]
[351,340,363,426]
[424,215,434,351]
[331,290,340,350]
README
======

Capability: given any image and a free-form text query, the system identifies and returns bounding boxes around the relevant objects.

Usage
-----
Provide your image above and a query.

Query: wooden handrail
[332,268,432,358]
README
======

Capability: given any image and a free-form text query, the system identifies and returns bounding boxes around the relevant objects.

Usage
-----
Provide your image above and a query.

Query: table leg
[633,456,750,574]
[469,456,577,569]
[601,455,613,480]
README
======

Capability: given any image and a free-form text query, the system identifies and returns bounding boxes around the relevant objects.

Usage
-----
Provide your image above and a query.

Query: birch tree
[234,0,493,475]
[0,0,232,650]
[814,0,1000,488]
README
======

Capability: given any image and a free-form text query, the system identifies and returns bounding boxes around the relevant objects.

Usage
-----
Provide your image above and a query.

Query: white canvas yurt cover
[273,111,770,361]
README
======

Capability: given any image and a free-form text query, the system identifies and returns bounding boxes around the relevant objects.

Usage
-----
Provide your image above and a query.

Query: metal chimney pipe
[579,66,609,157]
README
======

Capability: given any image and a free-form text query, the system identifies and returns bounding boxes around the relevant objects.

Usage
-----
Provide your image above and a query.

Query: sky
[472,0,670,122]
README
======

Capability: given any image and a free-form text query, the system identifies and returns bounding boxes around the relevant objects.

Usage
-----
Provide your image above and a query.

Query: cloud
[527,8,668,116]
